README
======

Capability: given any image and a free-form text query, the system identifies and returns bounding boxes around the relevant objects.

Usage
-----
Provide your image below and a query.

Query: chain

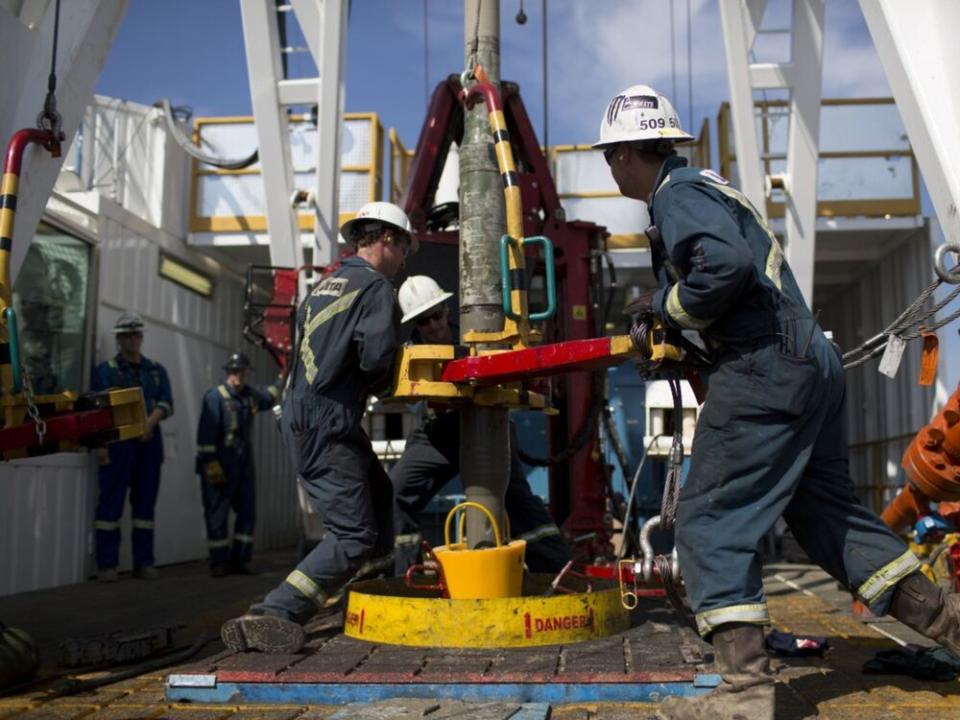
[21,366,47,446]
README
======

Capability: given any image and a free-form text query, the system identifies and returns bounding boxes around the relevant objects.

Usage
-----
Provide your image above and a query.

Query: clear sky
[96,0,891,150]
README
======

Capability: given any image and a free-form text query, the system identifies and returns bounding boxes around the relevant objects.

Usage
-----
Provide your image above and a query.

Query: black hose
[38,635,209,701]
[157,99,259,170]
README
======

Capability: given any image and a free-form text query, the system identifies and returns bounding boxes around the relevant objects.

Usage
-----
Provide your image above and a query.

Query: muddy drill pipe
[883,384,960,533]
[460,0,510,547]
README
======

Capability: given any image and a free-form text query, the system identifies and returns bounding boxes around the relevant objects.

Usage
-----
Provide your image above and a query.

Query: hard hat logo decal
[606,94,659,125]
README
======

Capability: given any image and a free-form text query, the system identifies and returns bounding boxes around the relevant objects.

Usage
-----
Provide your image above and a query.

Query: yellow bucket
[432,501,526,599]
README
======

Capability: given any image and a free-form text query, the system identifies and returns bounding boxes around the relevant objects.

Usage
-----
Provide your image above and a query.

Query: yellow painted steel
[0,388,146,459]
[389,344,549,410]
[344,576,630,648]
[0,173,18,313]
[433,502,526,599]
[483,101,528,347]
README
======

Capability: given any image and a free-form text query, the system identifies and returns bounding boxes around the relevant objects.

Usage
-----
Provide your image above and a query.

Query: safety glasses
[416,308,446,326]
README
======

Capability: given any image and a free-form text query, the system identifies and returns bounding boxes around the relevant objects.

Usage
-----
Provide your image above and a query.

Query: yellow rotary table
[344,575,629,648]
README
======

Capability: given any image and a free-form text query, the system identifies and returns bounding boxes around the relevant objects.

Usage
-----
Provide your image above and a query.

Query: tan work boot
[888,571,960,655]
[656,623,774,720]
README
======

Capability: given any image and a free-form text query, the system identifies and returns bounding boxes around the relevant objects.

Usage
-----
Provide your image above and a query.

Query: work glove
[623,289,657,319]
[203,460,227,486]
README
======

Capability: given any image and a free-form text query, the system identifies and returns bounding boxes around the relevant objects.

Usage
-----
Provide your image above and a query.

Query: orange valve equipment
[884,384,960,532]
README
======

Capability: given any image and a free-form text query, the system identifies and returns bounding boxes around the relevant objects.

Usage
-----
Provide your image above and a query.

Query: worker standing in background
[196,352,282,577]
[391,275,570,574]
[221,201,413,654]
[91,311,173,583]
[595,85,960,720]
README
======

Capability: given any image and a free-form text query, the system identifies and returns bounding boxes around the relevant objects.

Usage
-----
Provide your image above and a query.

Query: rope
[615,434,662,565]
[842,274,960,370]
[37,0,62,134]
[658,378,684,533]
[654,553,698,631]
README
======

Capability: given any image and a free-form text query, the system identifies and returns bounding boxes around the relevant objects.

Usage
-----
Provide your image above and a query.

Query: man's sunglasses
[602,145,620,165]
[416,308,445,326]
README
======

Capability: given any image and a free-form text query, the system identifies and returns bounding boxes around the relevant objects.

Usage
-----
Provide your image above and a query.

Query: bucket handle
[444,501,503,549]
[456,508,511,544]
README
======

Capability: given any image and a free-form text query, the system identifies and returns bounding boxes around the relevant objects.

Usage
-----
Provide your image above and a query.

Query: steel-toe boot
[221,609,306,654]
[656,623,775,720]
[888,571,960,654]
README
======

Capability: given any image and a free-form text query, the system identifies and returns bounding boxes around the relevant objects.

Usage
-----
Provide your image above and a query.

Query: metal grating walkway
[165,601,720,705]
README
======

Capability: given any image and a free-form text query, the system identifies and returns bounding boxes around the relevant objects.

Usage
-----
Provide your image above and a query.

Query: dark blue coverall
[254,255,399,621]
[196,381,280,568]
[647,156,917,637]
[91,354,173,571]
[391,325,571,574]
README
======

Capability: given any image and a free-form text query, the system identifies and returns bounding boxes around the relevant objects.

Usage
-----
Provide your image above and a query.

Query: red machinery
[400,76,613,556]
[244,78,622,558]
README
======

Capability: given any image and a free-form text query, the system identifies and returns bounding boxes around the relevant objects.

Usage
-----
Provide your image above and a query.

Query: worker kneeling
[391,275,570,575]
[594,85,960,720]
[221,202,414,654]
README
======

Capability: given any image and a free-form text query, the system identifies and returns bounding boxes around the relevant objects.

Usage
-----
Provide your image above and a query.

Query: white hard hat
[339,201,418,253]
[398,275,453,324]
[113,311,145,335]
[592,84,695,148]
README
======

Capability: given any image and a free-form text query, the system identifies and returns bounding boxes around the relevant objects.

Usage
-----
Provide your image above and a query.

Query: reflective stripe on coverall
[254,255,399,621]
[647,156,917,636]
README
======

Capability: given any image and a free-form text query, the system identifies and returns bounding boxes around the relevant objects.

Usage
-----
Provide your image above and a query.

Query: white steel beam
[859,0,960,251]
[749,62,793,90]
[718,0,768,216]
[783,0,824,306]
[278,77,319,106]
[293,0,346,266]
[239,0,304,269]
[0,0,128,282]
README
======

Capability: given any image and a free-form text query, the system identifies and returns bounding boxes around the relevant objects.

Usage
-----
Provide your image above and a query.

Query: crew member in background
[221,201,413,654]
[595,84,960,720]
[196,352,282,577]
[391,275,571,575]
[91,311,173,583]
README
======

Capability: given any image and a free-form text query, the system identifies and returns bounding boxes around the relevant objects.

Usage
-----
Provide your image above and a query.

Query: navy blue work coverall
[254,255,399,622]
[90,354,173,571]
[647,156,916,637]
[391,326,571,574]
[196,381,280,568]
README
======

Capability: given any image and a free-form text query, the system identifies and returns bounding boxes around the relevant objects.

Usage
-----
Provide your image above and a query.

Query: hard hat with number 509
[593,84,695,148]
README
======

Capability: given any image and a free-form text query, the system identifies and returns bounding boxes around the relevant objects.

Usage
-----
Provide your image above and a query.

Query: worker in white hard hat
[391,276,571,575]
[90,311,174,583]
[221,201,414,654]
[597,85,960,719]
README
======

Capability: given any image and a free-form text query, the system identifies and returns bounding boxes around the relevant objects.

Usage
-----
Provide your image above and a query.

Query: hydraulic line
[158,99,259,171]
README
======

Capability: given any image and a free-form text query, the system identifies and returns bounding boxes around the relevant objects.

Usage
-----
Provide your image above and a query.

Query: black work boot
[888,571,960,655]
[220,610,305,654]
[656,623,774,720]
